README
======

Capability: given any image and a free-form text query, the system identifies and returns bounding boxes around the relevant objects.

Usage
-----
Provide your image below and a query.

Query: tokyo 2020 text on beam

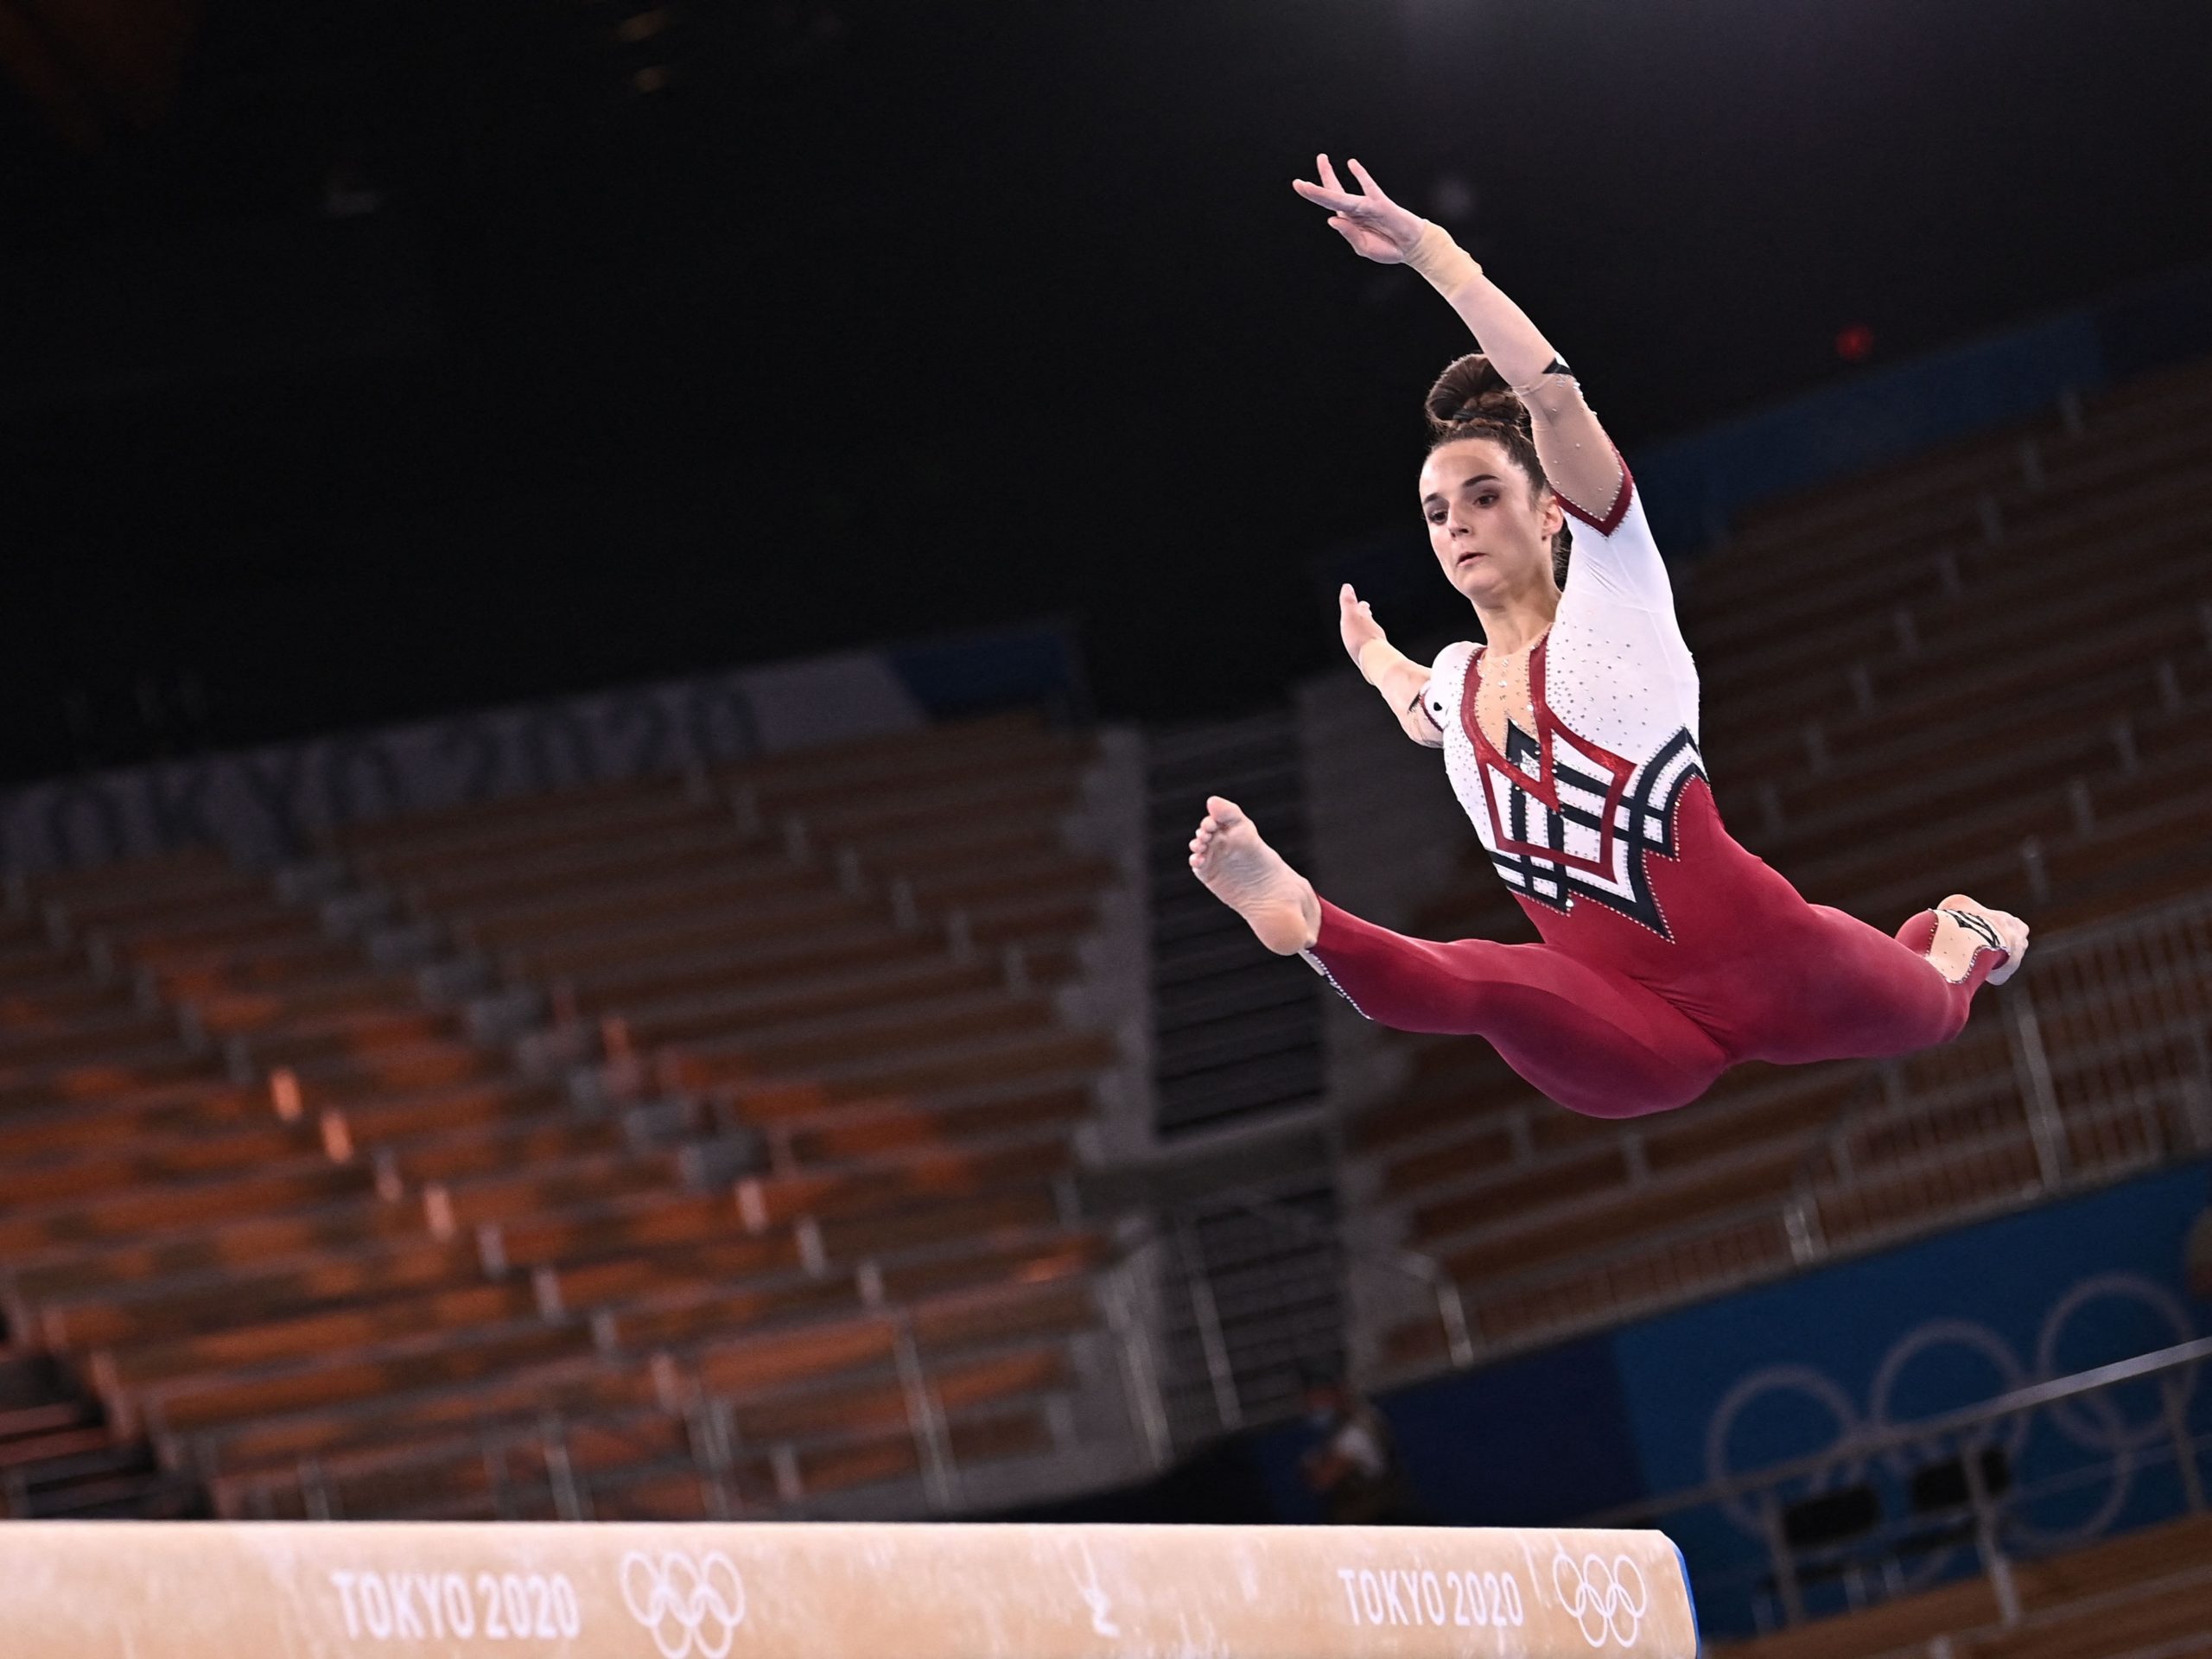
[0,1521,1698,1658]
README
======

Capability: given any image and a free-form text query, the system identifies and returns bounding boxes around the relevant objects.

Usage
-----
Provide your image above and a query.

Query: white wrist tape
[1403,219,1482,296]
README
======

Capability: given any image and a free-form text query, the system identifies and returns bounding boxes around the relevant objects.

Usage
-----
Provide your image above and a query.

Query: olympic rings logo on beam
[619,1551,747,1659]
[1551,1551,1647,1648]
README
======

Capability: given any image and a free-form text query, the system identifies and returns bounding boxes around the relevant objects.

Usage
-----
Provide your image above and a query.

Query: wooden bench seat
[601,1238,1101,1371]
[955,890,1105,948]
[38,874,279,935]
[28,1236,488,1351]
[676,1025,1116,1107]
[211,1402,696,1521]
[1438,1139,1809,1285]
[375,1116,633,1187]
[324,1077,569,1142]
[183,969,435,1035]
[1700,474,2212,696]
[813,1186,1067,1266]
[6,1196,430,1301]
[721,717,1083,800]
[224,1007,466,1070]
[793,767,1089,842]
[1408,1142,1631,1246]
[213,1351,1068,1520]
[174,1356,662,1478]
[480,894,880,978]
[732,1135,1072,1232]
[1703,372,2212,599]
[906,1274,1096,1351]
[21,845,241,905]
[769,1076,1096,1163]
[94,1277,549,1390]
[270,1039,511,1099]
[383,817,770,903]
[137,1320,602,1438]
[429,1152,691,1230]
[1713,605,2212,783]
[149,938,383,1000]
[1374,1116,1523,1198]
[104,909,328,968]
[0,971,123,1026]
[1812,1130,2043,1250]
[811,810,1094,879]
[896,850,1115,911]
[665,989,1066,1082]
[0,1079,273,1166]
[1780,741,2212,895]
[488,1188,758,1270]
[0,1160,379,1256]
[527,918,929,1002]
[1712,607,2212,791]
[1436,1210,1794,1358]
[602,954,1015,1049]
[344,785,709,869]
[0,1120,315,1209]
[445,861,828,950]
[589,1274,863,1353]
[734,1344,1072,1450]
[1702,549,2212,756]
[0,1046,224,1111]
[869,1228,1109,1302]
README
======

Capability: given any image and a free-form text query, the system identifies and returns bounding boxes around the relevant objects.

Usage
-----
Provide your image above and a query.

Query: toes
[1205,794,1245,826]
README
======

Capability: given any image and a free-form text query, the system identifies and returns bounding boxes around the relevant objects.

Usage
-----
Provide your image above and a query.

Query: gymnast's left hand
[1338,583,1389,673]
[1291,156,1424,264]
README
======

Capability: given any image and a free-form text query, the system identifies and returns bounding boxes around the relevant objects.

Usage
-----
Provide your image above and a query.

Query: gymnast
[1189,155,2030,1120]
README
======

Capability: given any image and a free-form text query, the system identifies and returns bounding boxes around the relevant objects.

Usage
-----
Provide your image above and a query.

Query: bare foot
[1189,795,1322,955]
[1930,894,2031,985]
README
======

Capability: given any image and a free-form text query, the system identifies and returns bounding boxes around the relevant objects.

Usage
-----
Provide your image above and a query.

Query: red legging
[1306,786,2005,1119]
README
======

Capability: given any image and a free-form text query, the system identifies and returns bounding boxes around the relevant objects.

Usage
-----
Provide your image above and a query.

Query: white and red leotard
[1303,451,2007,1118]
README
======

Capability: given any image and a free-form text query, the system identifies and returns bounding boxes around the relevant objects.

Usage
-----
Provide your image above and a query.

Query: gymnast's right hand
[1338,583,1388,674]
[1292,155,1425,264]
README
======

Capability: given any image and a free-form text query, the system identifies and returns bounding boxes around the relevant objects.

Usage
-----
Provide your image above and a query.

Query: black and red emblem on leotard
[1462,643,1706,939]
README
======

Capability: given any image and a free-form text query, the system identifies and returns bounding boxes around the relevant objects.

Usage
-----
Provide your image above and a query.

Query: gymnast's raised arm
[1291,155,1624,524]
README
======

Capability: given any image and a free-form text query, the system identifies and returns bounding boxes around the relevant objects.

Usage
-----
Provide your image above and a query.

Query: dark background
[3,0,2209,781]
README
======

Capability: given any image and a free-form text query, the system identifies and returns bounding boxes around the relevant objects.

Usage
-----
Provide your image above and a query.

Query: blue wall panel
[1253,1333,1643,1528]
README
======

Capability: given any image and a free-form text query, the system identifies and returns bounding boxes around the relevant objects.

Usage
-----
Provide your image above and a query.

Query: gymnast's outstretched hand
[1338,582,1389,670]
[1340,584,1441,748]
[1291,155,1425,264]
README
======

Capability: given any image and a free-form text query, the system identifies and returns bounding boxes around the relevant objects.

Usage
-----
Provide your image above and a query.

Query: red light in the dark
[1835,323,1876,362]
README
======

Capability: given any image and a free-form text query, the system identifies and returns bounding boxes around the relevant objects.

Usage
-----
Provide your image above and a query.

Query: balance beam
[0,1521,1696,1658]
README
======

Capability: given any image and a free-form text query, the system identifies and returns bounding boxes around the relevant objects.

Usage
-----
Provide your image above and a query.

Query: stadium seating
[1720,1509,2212,1659]
[0,715,1134,1520]
[1348,354,2212,1369]
[3,356,2207,1526]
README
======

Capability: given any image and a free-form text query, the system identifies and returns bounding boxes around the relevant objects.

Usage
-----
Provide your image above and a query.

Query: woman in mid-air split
[1188,154,2031,1120]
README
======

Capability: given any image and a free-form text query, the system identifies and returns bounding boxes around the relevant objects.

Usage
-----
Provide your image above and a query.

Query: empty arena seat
[0,711,1135,1521]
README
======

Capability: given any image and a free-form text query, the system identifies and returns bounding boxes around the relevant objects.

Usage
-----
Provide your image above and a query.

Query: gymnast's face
[1419,437,1563,604]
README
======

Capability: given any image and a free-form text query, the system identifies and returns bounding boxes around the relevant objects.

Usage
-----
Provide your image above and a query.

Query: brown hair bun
[1423,353,1532,437]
